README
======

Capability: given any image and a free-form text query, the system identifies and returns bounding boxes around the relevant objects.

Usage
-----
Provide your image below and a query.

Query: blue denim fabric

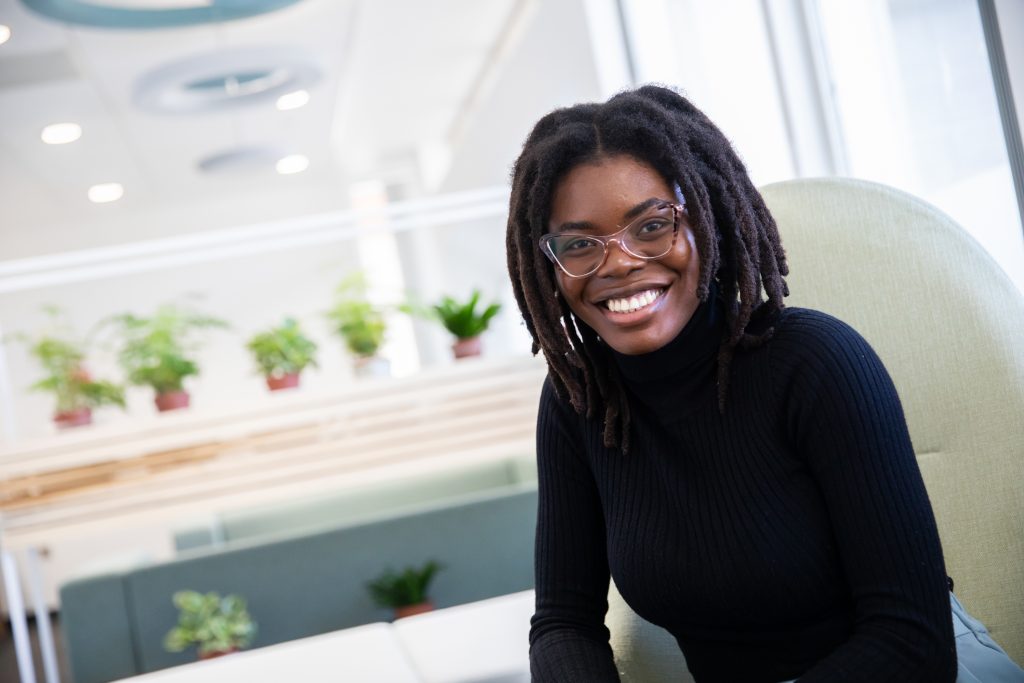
[950,591,1024,682]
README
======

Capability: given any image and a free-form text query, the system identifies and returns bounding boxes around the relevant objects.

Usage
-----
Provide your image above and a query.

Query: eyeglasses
[539,202,684,278]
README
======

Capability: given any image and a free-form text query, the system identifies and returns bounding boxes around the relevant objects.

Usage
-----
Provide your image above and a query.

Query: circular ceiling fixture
[134,46,321,114]
[21,0,305,30]
[0,24,11,46]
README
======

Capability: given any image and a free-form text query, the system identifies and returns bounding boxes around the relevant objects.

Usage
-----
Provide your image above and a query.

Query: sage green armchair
[606,177,1024,680]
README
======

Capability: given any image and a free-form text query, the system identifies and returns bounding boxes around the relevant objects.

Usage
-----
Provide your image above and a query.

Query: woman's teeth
[604,288,663,313]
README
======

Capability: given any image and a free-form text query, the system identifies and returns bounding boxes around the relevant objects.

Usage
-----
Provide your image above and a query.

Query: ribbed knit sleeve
[529,377,621,682]
[771,310,956,682]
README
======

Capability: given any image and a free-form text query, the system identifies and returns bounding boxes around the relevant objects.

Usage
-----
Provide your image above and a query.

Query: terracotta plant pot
[198,646,239,660]
[54,407,92,429]
[266,372,300,391]
[452,336,482,359]
[155,390,190,412]
[394,601,434,620]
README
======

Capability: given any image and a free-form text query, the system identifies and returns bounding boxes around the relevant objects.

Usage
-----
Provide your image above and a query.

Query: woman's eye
[636,220,670,236]
[562,238,596,253]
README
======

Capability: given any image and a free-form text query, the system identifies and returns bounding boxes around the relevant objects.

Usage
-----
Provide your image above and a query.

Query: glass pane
[814,0,1024,291]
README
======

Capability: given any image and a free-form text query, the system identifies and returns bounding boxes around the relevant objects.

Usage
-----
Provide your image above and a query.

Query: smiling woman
[503,85,1022,683]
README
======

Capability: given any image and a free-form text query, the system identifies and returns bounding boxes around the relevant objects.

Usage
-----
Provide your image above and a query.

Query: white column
[26,547,60,683]
[1,548,37,683]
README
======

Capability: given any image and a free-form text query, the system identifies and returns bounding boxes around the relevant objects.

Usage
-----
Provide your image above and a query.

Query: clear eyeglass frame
[539,201,685,278]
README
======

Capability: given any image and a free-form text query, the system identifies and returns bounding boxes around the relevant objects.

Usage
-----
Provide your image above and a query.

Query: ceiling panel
[0,0,524,257]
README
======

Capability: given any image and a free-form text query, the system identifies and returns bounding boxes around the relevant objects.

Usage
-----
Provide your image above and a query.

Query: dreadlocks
[506,85,789,452]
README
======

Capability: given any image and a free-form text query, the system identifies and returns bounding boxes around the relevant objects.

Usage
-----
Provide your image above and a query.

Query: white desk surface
[112,622,421,683]
[112,590,535,683]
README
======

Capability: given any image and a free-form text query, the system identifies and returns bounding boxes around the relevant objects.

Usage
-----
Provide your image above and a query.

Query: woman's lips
[597,287,667,326]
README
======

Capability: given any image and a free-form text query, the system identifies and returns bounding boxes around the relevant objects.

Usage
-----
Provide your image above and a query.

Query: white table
[112,623,421,683]
[394,590,533,683]
[111,590,535,683]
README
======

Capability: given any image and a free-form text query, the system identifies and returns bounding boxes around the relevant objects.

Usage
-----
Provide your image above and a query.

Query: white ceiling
[0,0,521,258]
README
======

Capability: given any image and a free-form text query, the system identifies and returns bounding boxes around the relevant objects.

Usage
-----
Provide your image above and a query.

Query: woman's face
[547,155,701,356]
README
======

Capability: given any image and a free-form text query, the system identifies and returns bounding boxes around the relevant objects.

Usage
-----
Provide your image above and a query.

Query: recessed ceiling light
[88,183,124,203]
[276,154,309,175]
[276,89,309,111]
[0,25,11,46]
[41,122,83,145]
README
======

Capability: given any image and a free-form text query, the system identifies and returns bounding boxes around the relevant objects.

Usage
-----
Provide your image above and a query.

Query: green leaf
[424,290,501,339]
[326,273,387,358]
[366,560,444,609]
[110,304,226,392]
[164,590,256,655]
[246,317,319,376]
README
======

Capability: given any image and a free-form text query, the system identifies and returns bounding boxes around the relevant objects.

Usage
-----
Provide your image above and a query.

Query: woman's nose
[594,238,644,278]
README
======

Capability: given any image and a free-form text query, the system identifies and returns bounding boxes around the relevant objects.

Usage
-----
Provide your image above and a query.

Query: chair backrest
[607,177,1024,679]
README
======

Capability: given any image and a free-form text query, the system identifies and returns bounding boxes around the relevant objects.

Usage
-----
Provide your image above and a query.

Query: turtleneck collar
[610,282,725,419]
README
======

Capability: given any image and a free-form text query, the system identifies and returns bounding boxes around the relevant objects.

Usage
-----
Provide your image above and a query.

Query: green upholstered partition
[74,486,537,678]
[220,458,523,544]
[59,572,141,683]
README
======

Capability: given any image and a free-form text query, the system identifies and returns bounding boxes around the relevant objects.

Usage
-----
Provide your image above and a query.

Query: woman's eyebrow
[554,220,596,233]
[554,197,669,233]
[622,197,668,221]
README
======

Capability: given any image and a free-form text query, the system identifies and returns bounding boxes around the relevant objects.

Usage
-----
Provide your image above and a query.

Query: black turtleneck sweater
[528,296,956,682]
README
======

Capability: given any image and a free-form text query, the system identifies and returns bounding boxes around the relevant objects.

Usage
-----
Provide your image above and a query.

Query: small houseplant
[430,290,501,359]
[164,590,256,660]
[367,560,443,619]
[326,273,388,377]
[9,309,125,429]
[106,303,227,412]
[246,317,318,391]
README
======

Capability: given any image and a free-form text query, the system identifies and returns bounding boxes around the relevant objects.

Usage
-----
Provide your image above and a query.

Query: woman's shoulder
[767,306,890,387]
[770,306,870,350]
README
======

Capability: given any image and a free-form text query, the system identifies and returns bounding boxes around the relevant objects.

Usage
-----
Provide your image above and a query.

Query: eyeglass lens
[546,205,676,276]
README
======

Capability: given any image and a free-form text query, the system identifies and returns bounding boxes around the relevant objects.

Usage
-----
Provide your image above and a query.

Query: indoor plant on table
[106,303,227,412]
[8,308,125,429]
[367,560,444,620]
[428,290,501,359]
[246,317,319,391]
[326,273,389,377]
[164,590,256,660]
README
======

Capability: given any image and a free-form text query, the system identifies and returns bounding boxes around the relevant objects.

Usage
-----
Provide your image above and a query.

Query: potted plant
[430,290,501,359]
[106,304,227,412]
[326,273,389,377]
[8,309,125,429]
[367,560,443,620]
[164,590,256,660]
[246,317,318,391]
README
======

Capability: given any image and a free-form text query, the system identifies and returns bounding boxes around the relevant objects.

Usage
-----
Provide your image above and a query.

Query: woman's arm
[773,311,956,682]
[529,377,621,682]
